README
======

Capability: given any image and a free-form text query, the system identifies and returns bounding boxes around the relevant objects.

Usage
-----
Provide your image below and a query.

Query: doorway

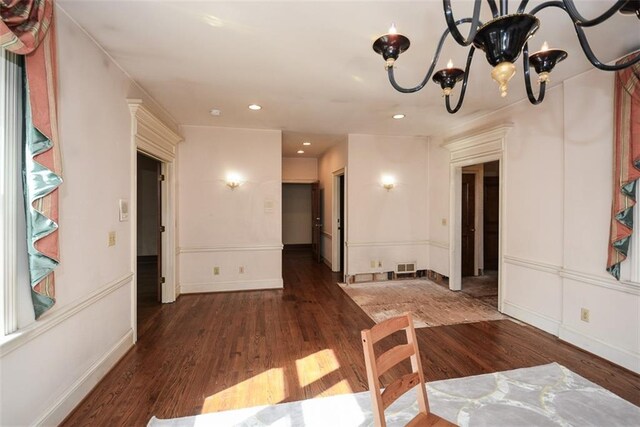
[460,161,500,308]
[136,153,162,336]
[282,183,314,253]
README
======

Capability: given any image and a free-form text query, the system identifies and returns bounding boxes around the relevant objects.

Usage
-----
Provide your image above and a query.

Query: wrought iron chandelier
[373,0,640,113]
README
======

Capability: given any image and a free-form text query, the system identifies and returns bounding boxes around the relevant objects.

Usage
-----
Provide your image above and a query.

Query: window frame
[1,49,23,335]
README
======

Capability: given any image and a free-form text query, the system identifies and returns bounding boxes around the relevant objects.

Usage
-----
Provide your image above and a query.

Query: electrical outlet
[239,266,244,274]
[213,267,220,276]
[441,218,447,226]
[108,231,116,247]
[378,261,382,267]
[370,260,376,268]
[580,308,590,322]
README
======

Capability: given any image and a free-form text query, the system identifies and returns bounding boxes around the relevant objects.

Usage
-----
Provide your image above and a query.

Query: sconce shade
[373,33,411,61]
[473,14,540,66]
[529,48,568,75]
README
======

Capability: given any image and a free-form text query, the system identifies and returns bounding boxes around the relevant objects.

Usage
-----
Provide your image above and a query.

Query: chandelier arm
[561,0,628,27]
[517,0,530,14]
[443,0,483,46]
[573,23,640,70]
[522,42,547,105]
[528,1,639,71]
[487,0,499,18]
[445,47,476,114]
[387,17,476,93]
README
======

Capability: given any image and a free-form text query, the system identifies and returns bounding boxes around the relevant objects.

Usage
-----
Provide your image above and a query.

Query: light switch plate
[108,231,116,247]
[119,199,129,222]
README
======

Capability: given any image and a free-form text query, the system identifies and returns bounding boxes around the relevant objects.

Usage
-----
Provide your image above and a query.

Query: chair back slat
[380,372,420,409]
[376,343,414,376]
[368,315,410,343]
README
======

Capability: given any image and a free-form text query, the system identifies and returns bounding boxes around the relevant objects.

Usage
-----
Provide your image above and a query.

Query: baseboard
[502,300,560,336]
[180,278,284,294]
[322,256,332,270]
[36,329,134,426]
[559,325,640,374]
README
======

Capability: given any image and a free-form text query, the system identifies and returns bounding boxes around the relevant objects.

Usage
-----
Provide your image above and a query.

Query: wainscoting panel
[178,246,283,293]
[346,241,428,276]
[502,259,562,335]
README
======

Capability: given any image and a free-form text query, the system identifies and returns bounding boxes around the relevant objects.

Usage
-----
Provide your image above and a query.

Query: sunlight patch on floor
[295,349,341,388]
[202,367,285,413]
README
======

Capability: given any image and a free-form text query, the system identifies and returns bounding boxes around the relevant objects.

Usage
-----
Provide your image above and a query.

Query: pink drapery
[607,51,640,280]
[1,0,61,315]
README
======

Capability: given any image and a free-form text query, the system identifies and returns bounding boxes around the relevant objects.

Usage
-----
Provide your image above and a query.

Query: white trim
[180,278,284,294]
[0,273,133,357]
[322,231,332,239]
[346,240,429,248]
[502,255,640,295]
[428,240,449,250]
[282,179,318,184]
[444,124,510,317]
[1,50,21,335]
[561,268,640,295]
[559,325,639,373]
[503,255,562,275]
[128,100,182,341]
[322,257,332,269]
[502,300,560,335]
[35,329,134,426]
[332,168,346,274]
[179,245,283,254]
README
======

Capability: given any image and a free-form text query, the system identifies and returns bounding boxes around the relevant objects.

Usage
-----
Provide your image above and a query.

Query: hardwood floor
[62,249,640,426]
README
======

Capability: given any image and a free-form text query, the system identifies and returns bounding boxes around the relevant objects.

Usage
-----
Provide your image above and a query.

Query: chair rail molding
[128,99,183,342]
[443,124,511,314]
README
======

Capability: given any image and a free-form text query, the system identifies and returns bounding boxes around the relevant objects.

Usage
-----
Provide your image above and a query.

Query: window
[1,49,32,335]
[620,179,640,284]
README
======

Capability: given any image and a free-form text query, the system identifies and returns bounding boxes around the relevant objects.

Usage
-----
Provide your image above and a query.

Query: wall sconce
[226,172,243,190]
[381,175,395,191]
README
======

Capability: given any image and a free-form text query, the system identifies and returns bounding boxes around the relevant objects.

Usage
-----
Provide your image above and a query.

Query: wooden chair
[361,313,456,427]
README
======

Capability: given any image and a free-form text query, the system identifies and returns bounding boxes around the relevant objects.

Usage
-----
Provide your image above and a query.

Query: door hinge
[159,174,166,182]
[160,225,166,232]
[160,277,166,284]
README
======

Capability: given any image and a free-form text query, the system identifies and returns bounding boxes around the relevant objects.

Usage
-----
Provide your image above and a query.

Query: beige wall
[318,141,347,268]
[1,7,179,425]
[347,134,429,275]
[282,157,318,183]
[177,126,283,293]
[427,69,639,373]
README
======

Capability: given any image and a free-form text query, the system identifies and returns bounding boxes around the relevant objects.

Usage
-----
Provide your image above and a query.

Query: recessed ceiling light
[303,142,311,146]
[210,109,222,116]
[393,114,405,119]
[297,150,305,154]
[248,104,262,111]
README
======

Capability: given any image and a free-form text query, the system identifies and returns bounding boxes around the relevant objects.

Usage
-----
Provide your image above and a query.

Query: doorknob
[470,228,476,231]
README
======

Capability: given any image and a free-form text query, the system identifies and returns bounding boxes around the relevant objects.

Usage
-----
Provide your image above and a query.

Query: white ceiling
[59,1,639,156]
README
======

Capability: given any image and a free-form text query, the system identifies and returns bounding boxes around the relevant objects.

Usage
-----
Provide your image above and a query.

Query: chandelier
[372,0,640,113]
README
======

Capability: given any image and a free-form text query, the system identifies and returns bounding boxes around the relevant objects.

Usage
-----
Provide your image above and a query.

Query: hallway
[62,250,640,426]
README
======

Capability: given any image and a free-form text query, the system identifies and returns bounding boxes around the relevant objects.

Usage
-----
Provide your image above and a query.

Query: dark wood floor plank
[61,249,640,426]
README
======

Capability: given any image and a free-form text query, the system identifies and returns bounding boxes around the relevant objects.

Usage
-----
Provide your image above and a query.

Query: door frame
[443,125,510,312]
[332,168,346,278]
[128,100,182,342]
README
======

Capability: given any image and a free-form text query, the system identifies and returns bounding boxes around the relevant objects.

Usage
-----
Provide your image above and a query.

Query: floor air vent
[396,262,416,274]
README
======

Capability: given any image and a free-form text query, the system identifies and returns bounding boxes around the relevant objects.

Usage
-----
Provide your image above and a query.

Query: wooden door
[156,161,163,302]
[484,176,499,271]
[461,173,475,277]
[311,182,322,263]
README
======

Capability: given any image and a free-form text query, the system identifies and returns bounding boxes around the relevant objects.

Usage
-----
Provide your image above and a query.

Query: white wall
[347,134,429,275]
[427,70,639,373]
[282,157,318,183]
[0,7,178,425]
[282,184,312,245]
[318,141,347,268]
[177,126,283,293]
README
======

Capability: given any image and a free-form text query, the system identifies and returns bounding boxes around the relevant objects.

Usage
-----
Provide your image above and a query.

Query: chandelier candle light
[372,0,640,114]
